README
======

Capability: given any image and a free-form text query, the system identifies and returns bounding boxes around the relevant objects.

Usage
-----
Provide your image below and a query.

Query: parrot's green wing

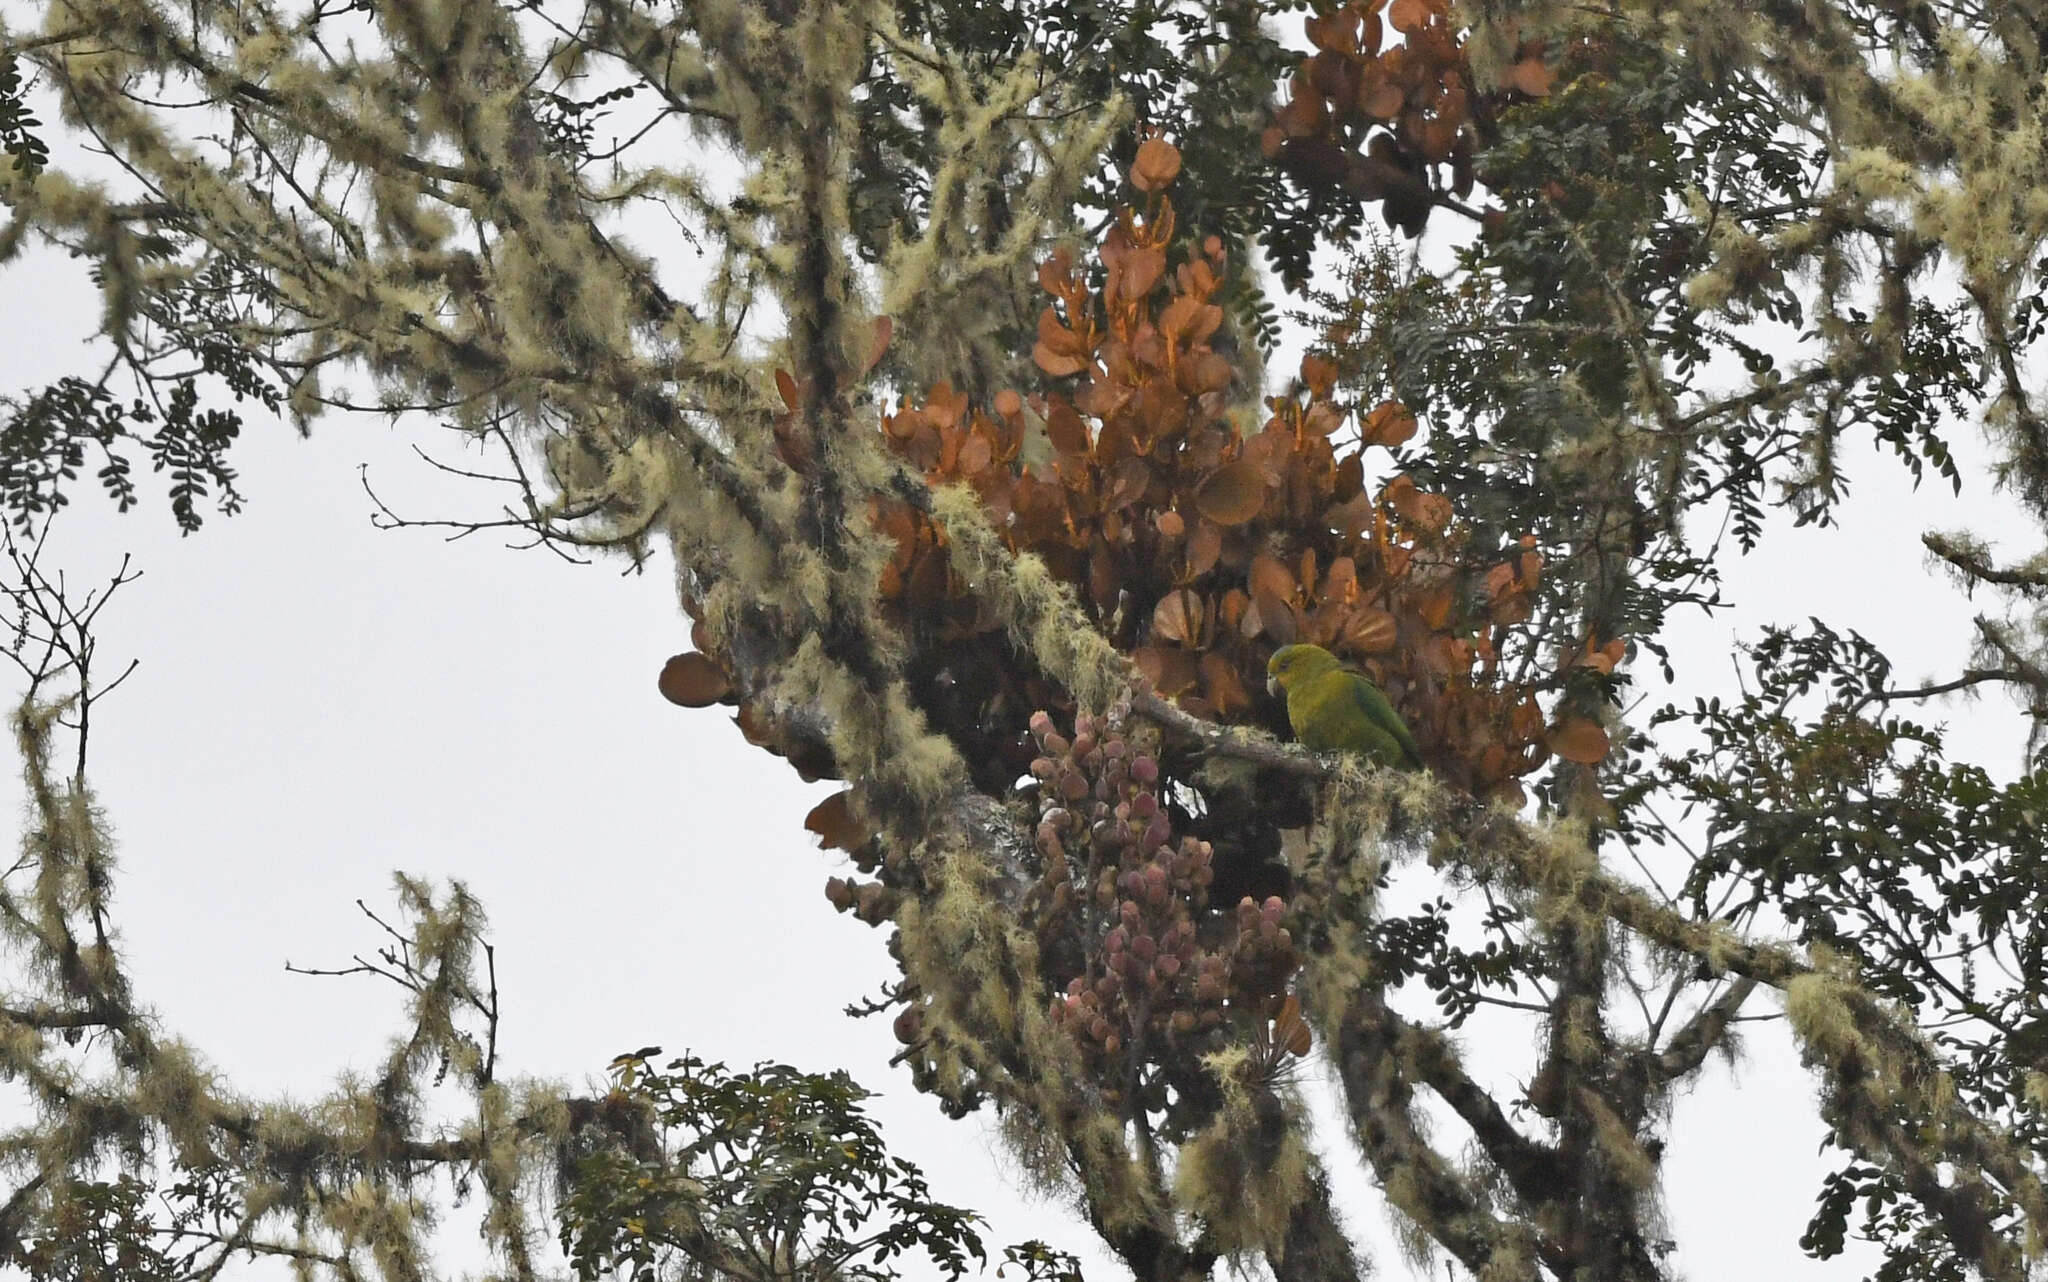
[1287,668,1423,769]
[1343,672,1423,768]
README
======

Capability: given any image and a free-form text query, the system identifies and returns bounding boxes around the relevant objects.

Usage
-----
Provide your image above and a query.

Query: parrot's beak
[1266,675,1281,699]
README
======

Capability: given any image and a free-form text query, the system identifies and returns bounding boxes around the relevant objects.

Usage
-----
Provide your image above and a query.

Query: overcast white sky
[2,12,2043,1279]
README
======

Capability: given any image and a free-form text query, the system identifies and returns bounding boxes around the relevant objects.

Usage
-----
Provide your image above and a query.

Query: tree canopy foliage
[4,0,2048,1280]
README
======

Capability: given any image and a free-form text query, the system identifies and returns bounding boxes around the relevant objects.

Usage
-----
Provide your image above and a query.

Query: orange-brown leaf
[775,368,800,411]
[1037,305,1088,355]
[1341,606,1398,653]
[805,790,871,852]
[1389,0,1434,34]
[927,380,967,429]
[1273,995,1312,1057]
[1159,296,1224,344]
[1303,401,1345,437]
[1130,137,1183,193]
[1110,456,1154,508]
[1284,1018,1312,1057]
[1037,248,1073,296]
[1034,342,1089,377]
[1386,477,1453,537]
[957,429,994,474]
[1250,552,1297,603]
[1415,587,1454,631]
[1045,398,1091,456]
[1319,555,1359,603]
[1249,588,1300,644]
[659,652,732,707]
[1327,492,1375,539]
[1549,717,1611,765]
[1135,645,1199,697]
[1508,55,1554,97]
[1576,636,1626,675]
[1200,652,1252,717]
[1301,352,1339,399]
[1360,78,1405,120]
[1181,351,1235,396]
[1187,521,1224,577]
[1196,461,1267,526]
[1363,400,1418,448]
[865,316,893,374]
[1152,589,1204,645]
[1119,246,1167,302]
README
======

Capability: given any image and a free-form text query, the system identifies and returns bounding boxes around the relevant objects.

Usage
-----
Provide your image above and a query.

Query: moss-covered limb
[1139,681,2047,1267]
[916,485,1147,716]
[1534,913,1660,1280]
[1326,985,1551,1281]
[1334,979,1571,1257]
[1600,881,2048,1261]
[13,1,741,444]
[1654,0,2048,504]
[1267,1169,1367,1282]
[1393,1004,1564,1212]
[1787,962,2033,1282]
[867,15,1125,397]
[1647,976,1756,1082]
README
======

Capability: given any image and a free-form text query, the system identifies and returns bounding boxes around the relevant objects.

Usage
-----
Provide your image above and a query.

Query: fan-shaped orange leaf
[1363,400,1418,448]
[1250,552,1297,603]
[1135,645,1199,697]
[1509,55,1554,97]
[1187,521,1223,576]
[1549,718,1611,764]
[805,790,871,852]
[1361,79,1405,120]
[1182,351,1235,395]
[1152,589,1204,645]
[658,653,732,707]
[1119,246,1166,301]
[865,316,892,374]
[1301,353,1339,399]
[1034,343,1088,377]
[1342,606,1398,653]
[1250,588,1299,644]
[1130,137,1183,193]
[1196,461,1267,526]
[1389,0,1431,32]
[1200,652,1252,717]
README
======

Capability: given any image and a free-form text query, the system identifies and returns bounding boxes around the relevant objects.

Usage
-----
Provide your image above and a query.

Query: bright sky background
[2,14,2042,1279]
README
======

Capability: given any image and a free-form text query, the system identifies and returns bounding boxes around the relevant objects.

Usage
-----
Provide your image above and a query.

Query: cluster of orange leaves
[1264,0,1553,236]
[659,138,1623,806]
[864,138,1576,802]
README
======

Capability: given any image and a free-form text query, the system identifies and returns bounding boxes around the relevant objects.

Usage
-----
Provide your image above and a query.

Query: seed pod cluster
[1028,706,1305,1091]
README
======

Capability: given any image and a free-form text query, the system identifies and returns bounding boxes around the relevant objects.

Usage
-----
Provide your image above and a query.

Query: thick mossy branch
[1129,688,2048,1274]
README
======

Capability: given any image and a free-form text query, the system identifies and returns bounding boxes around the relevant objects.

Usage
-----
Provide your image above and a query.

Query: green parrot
[1266,643,1423,769]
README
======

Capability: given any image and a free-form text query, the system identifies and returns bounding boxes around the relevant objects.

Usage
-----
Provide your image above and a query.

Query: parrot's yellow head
[1266,643,1344,699]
